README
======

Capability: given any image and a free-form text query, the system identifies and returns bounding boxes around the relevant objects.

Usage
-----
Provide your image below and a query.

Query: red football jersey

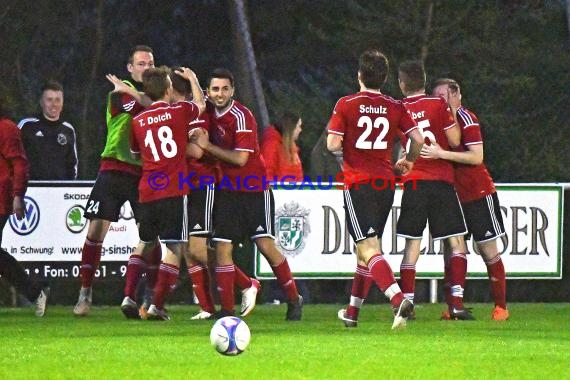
[453,106,496,202]
[208,100,266,192]
[130,100,200,202]
[402,94,456,184]
[328,91,417,180]
[186,115,221,188]
[0,117,29,215]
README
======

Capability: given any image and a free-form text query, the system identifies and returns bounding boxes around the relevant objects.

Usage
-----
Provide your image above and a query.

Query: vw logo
[9,196,40,235]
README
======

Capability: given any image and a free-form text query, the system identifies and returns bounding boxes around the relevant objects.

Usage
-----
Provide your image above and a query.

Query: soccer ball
[210,316,251,355]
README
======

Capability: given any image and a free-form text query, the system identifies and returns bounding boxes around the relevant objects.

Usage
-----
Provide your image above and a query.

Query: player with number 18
[128,66,205,320]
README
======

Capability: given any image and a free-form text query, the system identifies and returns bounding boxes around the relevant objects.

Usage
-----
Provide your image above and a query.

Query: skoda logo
[66,205,87,233]
[9,196,40,235]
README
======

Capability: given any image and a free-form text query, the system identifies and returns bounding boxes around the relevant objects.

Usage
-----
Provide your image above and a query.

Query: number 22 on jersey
[355,115,389,150]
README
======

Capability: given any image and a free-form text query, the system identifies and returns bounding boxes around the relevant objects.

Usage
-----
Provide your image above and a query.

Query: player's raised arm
[175,67,206,115]
[106,74,152,106]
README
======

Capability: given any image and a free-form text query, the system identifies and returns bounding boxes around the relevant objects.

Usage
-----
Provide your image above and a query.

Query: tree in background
[0,0,567,181]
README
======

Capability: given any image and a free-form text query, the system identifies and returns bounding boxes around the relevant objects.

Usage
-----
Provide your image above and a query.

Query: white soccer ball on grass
[210,316,251,355]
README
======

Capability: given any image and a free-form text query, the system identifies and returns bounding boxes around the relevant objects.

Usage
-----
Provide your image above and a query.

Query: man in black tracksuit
[18,80,78,180]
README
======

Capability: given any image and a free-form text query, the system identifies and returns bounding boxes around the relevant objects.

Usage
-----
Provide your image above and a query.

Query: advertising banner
[1,183,563,280]
[256,184,564,279]
[2,182,138,279]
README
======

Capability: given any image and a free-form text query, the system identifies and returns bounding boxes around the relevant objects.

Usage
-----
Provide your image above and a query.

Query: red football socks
[153,262,179,309]
[215,265,236,313]
[145,244,162,289]
[367,254,404,308]
[346,264,373,320]
[188,264,215,313]
[271,258,299,303]
[485,255,507,308]
[448,252,468,309]
[234,266,252,290]
[124,254,146,299]
[79,238,103,288]
[399,263,417,302]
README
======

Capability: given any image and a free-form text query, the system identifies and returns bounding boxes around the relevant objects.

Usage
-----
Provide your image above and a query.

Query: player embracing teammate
[192,68,304,320]
[74,46,506,324]
[126,65,205,320]
[74,46,162,317]
[395,61,472,321]
[422,78,509,321]
[334,55,508,327]
[103,65,298,320]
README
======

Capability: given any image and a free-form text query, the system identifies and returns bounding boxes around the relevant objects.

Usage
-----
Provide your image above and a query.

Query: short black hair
[358,49,389,89]
[41,80,64,94]
[170,66,192,95]
[128,45,154,64]
[207,68,234,88]
[398,60,426,93]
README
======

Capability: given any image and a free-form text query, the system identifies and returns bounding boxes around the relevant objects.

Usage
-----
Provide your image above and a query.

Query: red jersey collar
[404,93,426,101]
[149,100,170,109]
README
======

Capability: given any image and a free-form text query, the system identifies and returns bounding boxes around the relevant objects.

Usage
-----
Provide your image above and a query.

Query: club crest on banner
[275,201,310,257]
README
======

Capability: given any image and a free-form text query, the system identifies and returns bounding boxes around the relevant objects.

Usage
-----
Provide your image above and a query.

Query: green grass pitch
[1,303,568,379]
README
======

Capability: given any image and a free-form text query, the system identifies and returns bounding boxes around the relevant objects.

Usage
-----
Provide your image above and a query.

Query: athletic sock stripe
[367,254,384,268]
[128,257,146,266]
[450,252,467,260]
[188,265,207,274]
[216,265,235,273]
[159,264,179,275]
[485,255,502,265]
[85,238,103,246]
